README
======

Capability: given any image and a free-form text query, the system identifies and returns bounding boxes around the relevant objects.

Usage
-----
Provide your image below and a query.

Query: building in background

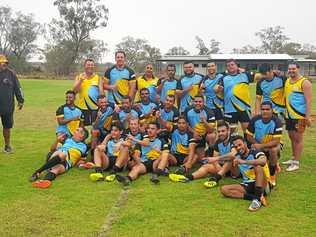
[157,54,316,79]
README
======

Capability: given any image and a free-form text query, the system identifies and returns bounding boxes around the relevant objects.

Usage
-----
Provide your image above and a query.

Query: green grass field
[0,79,315,237]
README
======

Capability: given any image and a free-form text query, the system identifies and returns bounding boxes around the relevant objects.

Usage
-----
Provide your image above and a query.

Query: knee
[220,186,229,197]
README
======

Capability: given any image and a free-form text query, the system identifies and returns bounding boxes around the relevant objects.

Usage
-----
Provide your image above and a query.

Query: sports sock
[95,167,103,173]
[214,173,222,182]
[269,164,276,176]
[112,165,121,173]
[127,175,133,182]
[36,156,62,173]
[186,174,194,181]
[243,193,257,201]
[254,186,263,200]
[43,172,57,181]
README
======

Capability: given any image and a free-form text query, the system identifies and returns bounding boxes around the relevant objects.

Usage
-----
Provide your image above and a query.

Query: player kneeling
[29,127,88,188]
[220,136,270,212]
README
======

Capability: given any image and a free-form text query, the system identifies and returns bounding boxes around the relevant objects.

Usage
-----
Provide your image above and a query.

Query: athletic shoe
[286,163,300,172]
[282,159,294,165]
[174,166,186,175]
[105,174,116,182]
[89,173,104,181]
[150,173,160,184]
[32,180,52,189]
[116,175,131,186]
[168,173,189,183]
[203,180,218,188]
[248,199,262,212]
[29,172,40,182]
[3,145,13,153]
[270,175,277,187]
[79,162,95,169]
[260,195,268,207]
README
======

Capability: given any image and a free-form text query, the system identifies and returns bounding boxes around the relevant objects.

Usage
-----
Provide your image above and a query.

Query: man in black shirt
[0,55,24,153]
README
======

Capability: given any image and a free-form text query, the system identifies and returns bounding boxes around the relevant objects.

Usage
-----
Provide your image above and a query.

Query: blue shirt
[158,78,178,103]
[177,73,204,113]
[56,104,84,137]
[106,138,124,157]
[170,129,195,155]
[94,103,115,134]
[59,138,87,168]
[219,72,252,113]
[201,73,224,109]
[104,66,136,104]
[135,136,169,162]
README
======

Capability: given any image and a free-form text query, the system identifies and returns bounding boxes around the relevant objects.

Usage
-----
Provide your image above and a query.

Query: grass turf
[0,79,315,237]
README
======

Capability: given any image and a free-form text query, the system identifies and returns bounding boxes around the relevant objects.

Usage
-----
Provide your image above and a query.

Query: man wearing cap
[0,54,24,153]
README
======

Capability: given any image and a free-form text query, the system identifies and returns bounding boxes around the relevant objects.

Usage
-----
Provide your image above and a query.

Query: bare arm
[57,116,80,125]
[254,95,262,116]
[73,75,84,93]
[302,79,312,124]
[129,81,136,102]
[98,76,104,95]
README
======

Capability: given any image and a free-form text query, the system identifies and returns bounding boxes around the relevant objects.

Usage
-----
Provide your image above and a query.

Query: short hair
[167,64,176,70]
[261,101,273,108]
[217,121,230,130]
[97,95,106,100]
[65,90,76,96]
[226,58,237,65]
[166,94,175,100]
[231,135,245,144]
[84,58,94,65]
[81,127,89,141]
[288,61,300,69]
[259,64,272,74]
[194,94,204,100]
[183,60,193,65]
[207,61,216,65]
[122,95,132,102]
[111,122,124,131]
[140,87,149,94]
[177,115,187,122]
[115,50,126,57]
[148,121,160,129]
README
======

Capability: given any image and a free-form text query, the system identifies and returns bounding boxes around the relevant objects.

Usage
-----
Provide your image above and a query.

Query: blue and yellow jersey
[170,129,195,155]
[246,115,283,144]
[256,76,286,114]
[104,66,136,104]
[106,138,124,157]
[135,135,169,162]
[177,73,204,113]
[213,138,233,156]
[284,77,307,119]
[183,106,216,136]
[159,105,179,129]
[125,131,143,148]
[116,109,141,122]
[219,72,252,113]
[157,78,178,103]
[135,75,160,103]
[135,101,158,124]
[56,104,84,137]
[94,103,115,133]
[59,138,87,168]
[75,73,101,110]
[237,149,270,184]
[201,73,224,110]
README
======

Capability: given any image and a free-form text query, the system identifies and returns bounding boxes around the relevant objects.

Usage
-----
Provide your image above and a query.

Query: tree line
[0,0,315,75]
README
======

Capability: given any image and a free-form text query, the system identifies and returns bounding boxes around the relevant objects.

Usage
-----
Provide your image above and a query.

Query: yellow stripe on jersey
[68,120,81,136]
[232,83,251,109]
[176,144,189,155]
[67,148,82,166]
[271,88,285,108]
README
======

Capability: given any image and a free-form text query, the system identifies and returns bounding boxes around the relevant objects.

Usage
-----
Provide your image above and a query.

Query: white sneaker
[282,159,294,165]
[286,162,300,172]
[248,199,262,211]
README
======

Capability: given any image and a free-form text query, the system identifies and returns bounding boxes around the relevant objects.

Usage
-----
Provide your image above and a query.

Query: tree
[116,36,161,72]
[0,6,12,55]
[195,36,210,55]
[46,0,109,74]
[280,42,303,55]
[209,39,220,53]
[165,46,190,56]
[255,26,289,53]
[232,45,263,54]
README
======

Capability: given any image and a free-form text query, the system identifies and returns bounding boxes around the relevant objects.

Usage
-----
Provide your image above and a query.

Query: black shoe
[175,166,186,175]
[150,173,160,184]
[116,174,131,186]
[29,173,39,182]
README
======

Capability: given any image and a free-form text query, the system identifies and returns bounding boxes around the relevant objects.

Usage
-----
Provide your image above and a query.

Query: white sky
[2,0,316,62]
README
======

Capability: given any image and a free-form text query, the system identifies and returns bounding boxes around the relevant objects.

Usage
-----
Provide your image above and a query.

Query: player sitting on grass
[116,122,169,186]
[90,123,129,182]
[30,127,89,188]
[246,101,283,186]
[220,135,270,212]
[169,121,239,186]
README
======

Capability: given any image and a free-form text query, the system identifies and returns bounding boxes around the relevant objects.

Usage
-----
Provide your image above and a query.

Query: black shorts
[196,136,206,149]
[173,153,186,165]
[81,109,97,126]
[142,159,154,173]
[224,111,250,124]
[105,156,121,171]
[285,119,299,131]
[0,113,13,129]
[241,181,256,194]
[211,108,224,120]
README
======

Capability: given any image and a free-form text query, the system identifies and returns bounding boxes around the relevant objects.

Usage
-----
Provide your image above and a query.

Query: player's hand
[97,110,103,118]
[57,133,66,143]
[235,158,246,165]
[17,103,23,110]
[204,157,217,163]
[200,114,207,123]
[114,104,121,113]
[72,116,81,121]
[155,110,161,119]
[217,85,223,93]
[110,84,117,91]
[193,131,201,140]
[127,134,135,141]
[305,118,312,127]
[97,144,106,152]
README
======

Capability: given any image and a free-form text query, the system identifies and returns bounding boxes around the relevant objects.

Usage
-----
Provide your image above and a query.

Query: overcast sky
[2,0,316,62]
